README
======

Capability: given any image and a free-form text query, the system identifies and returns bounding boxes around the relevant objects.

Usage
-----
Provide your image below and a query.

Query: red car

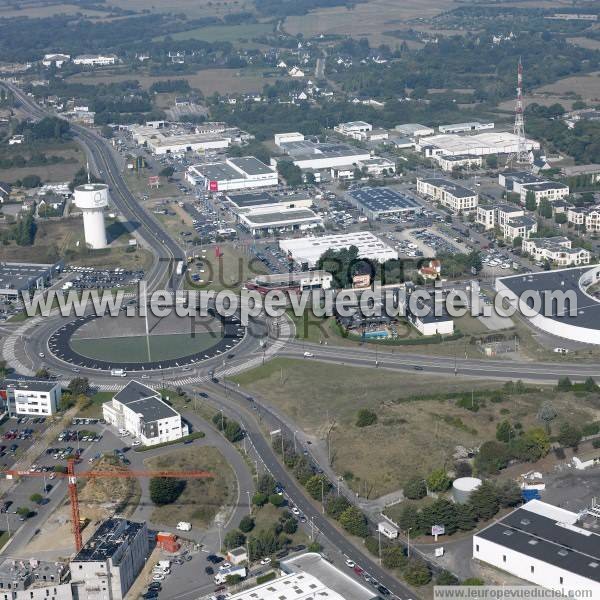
[353,565,364,576]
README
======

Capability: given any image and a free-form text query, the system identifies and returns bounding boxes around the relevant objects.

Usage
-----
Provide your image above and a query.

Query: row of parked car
[3,428,34,440]
[58,430,102,443]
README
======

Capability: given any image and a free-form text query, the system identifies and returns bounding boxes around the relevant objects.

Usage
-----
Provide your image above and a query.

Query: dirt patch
[145,446,237,529]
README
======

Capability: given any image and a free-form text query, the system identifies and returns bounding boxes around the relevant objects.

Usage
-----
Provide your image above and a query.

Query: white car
[132,440,141,446]
[38,352,45,358]
[152,574,165,582]
[553,347,569,354]
[219,563,232,570]
[260,557,271,565]
[345,559,355,568]
[303,352,314,358]
[291,507,301,516]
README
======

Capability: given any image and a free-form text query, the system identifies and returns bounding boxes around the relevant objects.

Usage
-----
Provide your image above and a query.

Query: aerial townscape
[1,1,600,599]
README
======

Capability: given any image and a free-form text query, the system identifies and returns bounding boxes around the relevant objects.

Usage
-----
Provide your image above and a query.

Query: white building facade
[416,178,478,213]
[2,380,61,416]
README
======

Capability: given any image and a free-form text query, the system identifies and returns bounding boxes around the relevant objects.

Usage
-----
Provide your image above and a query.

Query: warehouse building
[473,500,600,595]
[71,519,149,600]
[333,121,373,140]
[346,186,422,220]
[236,206,323,236]
[73,54,116,66]
[279,231,397,267]
[394,123,435,138]
[419,132,540,157]
[274,132,306,147]
[246,271,333,295]
[1,379,62,417]
[0,260,63,300]
[438,121,494,134]
[275,139,370,170]
[416,178,478,213]
[186,157,278,192]
[102,381,188,446]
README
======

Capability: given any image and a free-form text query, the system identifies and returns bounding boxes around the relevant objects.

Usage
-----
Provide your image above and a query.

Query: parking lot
[64,266,144,290]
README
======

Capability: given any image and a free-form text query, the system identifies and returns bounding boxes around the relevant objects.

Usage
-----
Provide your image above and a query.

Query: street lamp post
[407,527,412,557]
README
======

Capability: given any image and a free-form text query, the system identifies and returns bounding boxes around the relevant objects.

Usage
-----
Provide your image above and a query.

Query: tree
[556,377,572,392]
[496,420,515,443]
[100,125,113,138]
[496,479,522,508]
[269,493,284,507]
[381,547,407,570]
[426,468,451,492]
[525,190,537,212]
[283,518,298,534]
[223,529,246,549]
[485,155,498,169]
[474,441,510,475]
[160,166,175,178]
[397,503,420,533]
[355,408,377,427]
[512,236,522,248]
[403,558,431,586]
[557,422,582,449]
[418,498,459,535]
[455,503,477,531]
[252,492,268,507]
[68,377,90,397]
[293,457,315,485]
[29,493,43,504]
[305,474,331,501]
[239,515,255,533]
[35,368,50,379]
[325,495,351,519]
[21,174,42,189]
[583,377,598,392]
[537,401,558,433]
[257,473,276,495]
[339,506,368,538]
[224,419,244,443]
[436,570,459,585]
[538,198,553,219]
[17,506,32,519]
[468,481,499,521]
[511,428,550,462]
[404,476,427,500]
[149,477,186,505]
[276,160,303,187]
[454,461,472,478]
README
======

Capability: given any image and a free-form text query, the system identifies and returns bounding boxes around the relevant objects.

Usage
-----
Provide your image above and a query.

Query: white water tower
[73,183,109,249]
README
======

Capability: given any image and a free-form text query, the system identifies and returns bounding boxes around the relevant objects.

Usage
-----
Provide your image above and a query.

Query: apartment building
[522,237,591,267]
[416,178,478,213]
[1,379,62,416]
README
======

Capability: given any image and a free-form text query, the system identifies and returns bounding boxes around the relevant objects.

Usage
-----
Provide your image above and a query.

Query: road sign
[148,175,160,188]
[435,547,444,557]
[432,525,445,541]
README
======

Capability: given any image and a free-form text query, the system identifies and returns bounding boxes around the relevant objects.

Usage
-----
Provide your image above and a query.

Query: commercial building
[434,154,483,172]
[419,132,540,157]
[42,53,70,68]
[71,519,149,600]
[394,123,435,138]
[438,121,494,134]
[73,54,116,66]
[416,178,478,213]
[519,181,570,205]
[227,191,312,211]
[1,379,62,416]
[357,157,396,176]
[274,132,305,147]
[346,186,422,220]
[236,206,323,236]
[186,157,278,192]
[279,232,398,268]
[522,237,591,267]
[275,139,370,171]
[0,261,63,300]
[102,381,188,446]
[495,265,600,344]
[246,271,332,295]
[334,121,372,140]
[473,499,600,595]
[0,559,71,600]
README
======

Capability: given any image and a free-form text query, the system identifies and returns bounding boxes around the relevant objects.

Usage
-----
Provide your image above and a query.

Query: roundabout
[46,308,247,371]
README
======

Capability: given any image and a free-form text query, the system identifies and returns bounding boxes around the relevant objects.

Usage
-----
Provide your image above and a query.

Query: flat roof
[348,186,422,213]
[476,502,600,583]
[521,181,569,191]
[190,162,242,181]
[282,553,376,600]
[3,379,60,393]
[0,261,59,293]
[227,192,278,208]
[282,140,368,160]
[229,156,274,176]
[497,266,600,330]
[394,123,433,134]
[74,518,145,563]
[502,171,547,184]
[242,208,319,224]
[419,178,477,198]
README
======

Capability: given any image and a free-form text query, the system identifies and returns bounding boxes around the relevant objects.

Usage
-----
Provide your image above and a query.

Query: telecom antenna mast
[509,58,531,166]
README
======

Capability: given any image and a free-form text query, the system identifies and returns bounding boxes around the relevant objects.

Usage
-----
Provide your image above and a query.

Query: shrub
[256,572,277,585]
[436,570,459,585]
[149,478,186,506]
[252,492,268,507]
[403,476,427,500]
[382,547,407,570]
[239,515,255,533]
[403,558,431,586]
[269,494,284,507]
[356,408,377,427]
[426,468,451,492]
[339,506,369,538]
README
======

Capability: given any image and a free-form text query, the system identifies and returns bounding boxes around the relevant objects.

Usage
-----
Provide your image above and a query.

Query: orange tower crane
[5,458,213,552]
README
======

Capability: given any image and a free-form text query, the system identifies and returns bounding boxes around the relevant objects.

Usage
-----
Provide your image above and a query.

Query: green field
[70,332,222,363]
[157,23,273,43]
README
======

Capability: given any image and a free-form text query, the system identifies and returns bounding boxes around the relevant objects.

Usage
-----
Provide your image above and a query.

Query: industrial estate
[0,2,600,600]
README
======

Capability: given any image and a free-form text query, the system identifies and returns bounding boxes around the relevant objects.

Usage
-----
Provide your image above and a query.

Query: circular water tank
[452,477,482,504]
[74,183,109,210]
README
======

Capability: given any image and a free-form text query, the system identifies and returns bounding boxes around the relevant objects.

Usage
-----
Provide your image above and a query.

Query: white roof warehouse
[186,157,278,192]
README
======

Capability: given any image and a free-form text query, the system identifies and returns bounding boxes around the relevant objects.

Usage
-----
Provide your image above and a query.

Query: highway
[3,82,184,292]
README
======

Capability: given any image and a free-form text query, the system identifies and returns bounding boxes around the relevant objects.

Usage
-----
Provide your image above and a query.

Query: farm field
[145,446,237,529]
[106,0,254,18]
[0,1,108,18]
[156,22,273,43]
[567,38,600,51]
[232,358,600,497]
[67,68,272,95]
[535,71,600,103]
[284,0,458,45]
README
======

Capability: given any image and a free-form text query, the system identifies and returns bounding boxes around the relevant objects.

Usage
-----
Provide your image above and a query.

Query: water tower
[73,182,109,249]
